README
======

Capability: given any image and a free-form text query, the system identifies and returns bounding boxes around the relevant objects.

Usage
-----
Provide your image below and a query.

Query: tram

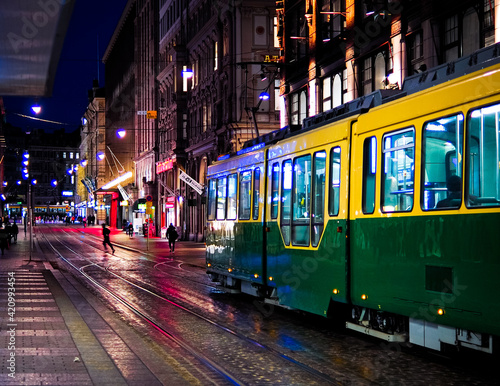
[5,204,72,221]
[206,44,500,354]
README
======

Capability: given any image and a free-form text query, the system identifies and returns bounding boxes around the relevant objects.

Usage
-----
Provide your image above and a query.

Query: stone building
[156,0,280,240]
[277,0,498,126]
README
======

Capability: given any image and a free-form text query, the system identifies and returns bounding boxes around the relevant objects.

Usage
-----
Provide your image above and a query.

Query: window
[227,173,237,220]
[466,104,500,207]
[484,0,495,46]
[382,129,415,212]
[362,57,373,95]
[291,90,308,125]
[322,77,331,111]
[329,147,341,216]
[311,151,326,247]
[214,41,218,71]
[239,170,252,220]
[322,72,345,112]
[271,163,280,219]
[292,155,311,246]
[407,31,424,74]
[216,176,227,219]
[281,160,292,245]
[444,15,459,62]
[253,168,261,220]
[362,137,377,214]
[289,2,308,61]
[321,0,343,42]
[207,180,217,219]
[422,115,463,210]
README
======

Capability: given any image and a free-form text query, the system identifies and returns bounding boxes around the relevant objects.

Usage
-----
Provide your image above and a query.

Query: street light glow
[116,129,126,138]
[31,104,41,114]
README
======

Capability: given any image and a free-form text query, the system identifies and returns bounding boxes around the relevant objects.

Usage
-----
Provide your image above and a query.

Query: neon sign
[156,159,174,174]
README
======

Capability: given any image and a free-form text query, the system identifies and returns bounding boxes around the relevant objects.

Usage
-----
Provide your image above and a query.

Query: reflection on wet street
[30,225,498,385]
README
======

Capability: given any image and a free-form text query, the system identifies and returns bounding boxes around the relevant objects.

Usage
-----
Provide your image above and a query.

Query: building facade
[79,82,107,224]
[103,1,137,230]
[156,0,280,240]
[278,0,499,127]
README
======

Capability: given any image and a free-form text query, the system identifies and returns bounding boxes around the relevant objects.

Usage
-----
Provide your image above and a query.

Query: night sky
[3,0,127,133]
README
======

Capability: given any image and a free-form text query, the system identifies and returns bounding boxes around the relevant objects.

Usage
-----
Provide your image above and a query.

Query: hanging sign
[179,170,203,195]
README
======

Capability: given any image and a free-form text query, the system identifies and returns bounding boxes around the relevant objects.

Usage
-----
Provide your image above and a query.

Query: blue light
[236,142,265,156]
[116,129,126,138]
[259,92,270,100]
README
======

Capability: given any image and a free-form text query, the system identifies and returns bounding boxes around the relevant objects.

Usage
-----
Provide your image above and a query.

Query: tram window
[208,179,216,221]
[382,128,415,212]
[227,173,238,220]
[281,160,292,245]
[292,155,311,246]
[239,170,252,220]
[216,176,227,220]
[329,147,341,216]
[253,168,261,220]
[271,163,280,219]
[362,137,377,214]
[422,114,463,210]
[467,105,500,207]
[312,151,326,247]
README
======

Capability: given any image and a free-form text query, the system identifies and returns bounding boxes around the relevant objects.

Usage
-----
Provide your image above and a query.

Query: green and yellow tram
[206,44,500,353]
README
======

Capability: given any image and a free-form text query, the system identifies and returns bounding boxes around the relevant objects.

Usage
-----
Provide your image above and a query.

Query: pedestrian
[0,226,8,255]
[127,223,134,237]
[102,224,115,253]
[82,217,87,227]
[11,222,18,244]
[167,223,178,252]
[4,221,12,246]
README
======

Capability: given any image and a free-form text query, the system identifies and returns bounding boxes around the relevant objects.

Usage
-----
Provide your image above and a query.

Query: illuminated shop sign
[156,159,174,174]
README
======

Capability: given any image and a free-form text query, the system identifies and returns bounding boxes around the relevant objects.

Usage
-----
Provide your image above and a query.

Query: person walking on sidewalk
[102,224,115,253]
[167,223,178,252]
[11,222,18,244]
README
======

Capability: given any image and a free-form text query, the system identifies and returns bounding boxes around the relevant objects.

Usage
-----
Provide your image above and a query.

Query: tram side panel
[206,156,266,292]
[348,74,500,349]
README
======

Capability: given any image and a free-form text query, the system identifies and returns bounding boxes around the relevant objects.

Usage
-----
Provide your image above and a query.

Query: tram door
[264,137,350,316]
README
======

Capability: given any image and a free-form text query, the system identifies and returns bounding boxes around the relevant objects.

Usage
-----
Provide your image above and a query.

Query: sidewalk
[0,226,207,385]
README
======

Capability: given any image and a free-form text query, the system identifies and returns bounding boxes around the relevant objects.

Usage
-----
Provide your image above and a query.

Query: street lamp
[31,104,41,114]
[116,128,126,138]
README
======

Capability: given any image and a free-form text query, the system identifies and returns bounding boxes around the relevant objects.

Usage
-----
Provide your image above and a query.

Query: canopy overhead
[0,0,74,96]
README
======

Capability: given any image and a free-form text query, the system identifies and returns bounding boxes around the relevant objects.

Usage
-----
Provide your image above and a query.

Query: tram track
[38,225,351,385]
[60,226,214,287]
